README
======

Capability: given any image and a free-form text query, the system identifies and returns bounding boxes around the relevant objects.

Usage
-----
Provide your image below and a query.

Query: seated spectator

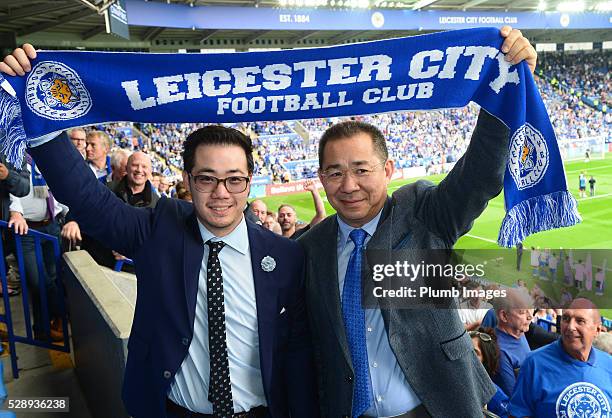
[493,289,533,397]
[509,299,611,417]
[470,328,509,418]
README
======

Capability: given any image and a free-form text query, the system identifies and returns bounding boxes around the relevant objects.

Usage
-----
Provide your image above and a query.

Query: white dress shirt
[168,216,266,413]
[9,163,68,221]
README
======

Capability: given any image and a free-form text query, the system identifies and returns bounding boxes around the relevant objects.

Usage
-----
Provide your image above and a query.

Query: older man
[110,152,158,208]
[249,199,267,224]
[509,299,611,418]
[299,26,537,418]
[110,149,131,183]
[493,289,533,397]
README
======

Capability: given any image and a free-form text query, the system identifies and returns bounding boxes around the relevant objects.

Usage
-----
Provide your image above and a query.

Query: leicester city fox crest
[508,123,550,190]
[556,382,611,418]
[25,61,92,121]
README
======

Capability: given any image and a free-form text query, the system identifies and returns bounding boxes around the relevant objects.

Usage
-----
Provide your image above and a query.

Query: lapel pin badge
[261,255,276,272]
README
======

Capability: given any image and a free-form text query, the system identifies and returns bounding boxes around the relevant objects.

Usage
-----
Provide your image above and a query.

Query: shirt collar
[197,215,249,255]
[337,208,383,250]
[556,338,598,366]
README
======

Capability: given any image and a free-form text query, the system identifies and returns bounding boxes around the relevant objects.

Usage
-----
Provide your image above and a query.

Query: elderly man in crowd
[249,199,268,224]
[298,26,537,418]
[493,289,533,397]
[509,299,611,417]
[110,149,131,183]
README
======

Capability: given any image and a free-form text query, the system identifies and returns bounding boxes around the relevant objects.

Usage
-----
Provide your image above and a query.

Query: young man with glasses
[3,74,318,417]
[298,26,537,418]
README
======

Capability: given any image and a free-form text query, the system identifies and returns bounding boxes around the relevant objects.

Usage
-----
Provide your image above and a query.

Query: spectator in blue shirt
[493,289,533,397]
[509,298,611,418]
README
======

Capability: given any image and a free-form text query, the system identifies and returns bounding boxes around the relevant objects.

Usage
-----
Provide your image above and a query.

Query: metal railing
[0,220,70,379]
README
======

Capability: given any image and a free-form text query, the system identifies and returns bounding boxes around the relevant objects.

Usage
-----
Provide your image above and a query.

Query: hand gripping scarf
[0,27,580,247]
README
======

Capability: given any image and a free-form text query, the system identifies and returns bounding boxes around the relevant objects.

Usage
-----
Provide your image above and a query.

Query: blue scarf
[0,27,580,246]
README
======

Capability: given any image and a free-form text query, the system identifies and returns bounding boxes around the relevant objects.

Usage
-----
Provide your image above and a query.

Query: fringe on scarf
[498,190,582,248]
[0,75,27,168]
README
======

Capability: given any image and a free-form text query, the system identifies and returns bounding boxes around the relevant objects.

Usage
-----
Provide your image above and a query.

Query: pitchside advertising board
[125,0,611,31]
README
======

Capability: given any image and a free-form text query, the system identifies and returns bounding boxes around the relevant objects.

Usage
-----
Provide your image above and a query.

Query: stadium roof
[0,0,609,50]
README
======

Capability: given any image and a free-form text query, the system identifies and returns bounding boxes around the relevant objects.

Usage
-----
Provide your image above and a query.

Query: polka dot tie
[206,240,234,418]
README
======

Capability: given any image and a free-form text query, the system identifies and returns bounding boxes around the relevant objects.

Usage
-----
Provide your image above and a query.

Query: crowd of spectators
[537,49,611,109]
[535,74,610,141]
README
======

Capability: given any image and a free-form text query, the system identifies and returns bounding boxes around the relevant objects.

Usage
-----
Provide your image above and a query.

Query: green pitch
[259,154,612,317]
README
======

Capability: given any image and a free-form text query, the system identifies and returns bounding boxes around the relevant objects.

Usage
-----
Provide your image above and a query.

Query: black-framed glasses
[469,330,492,342]
[188,173,250,194]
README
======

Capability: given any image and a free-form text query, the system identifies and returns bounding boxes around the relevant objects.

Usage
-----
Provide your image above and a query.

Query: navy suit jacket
[30,133,319,418]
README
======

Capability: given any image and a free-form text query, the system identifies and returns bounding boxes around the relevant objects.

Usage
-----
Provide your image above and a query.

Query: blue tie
[342,228,371,418]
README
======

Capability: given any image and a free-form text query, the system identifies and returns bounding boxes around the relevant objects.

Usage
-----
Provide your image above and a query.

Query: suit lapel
[183,212,204,330]
[311,216,353,367]
[247,222,279,393]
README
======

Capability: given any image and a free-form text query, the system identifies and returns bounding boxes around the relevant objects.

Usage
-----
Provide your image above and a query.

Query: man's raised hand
[0,44,36,76]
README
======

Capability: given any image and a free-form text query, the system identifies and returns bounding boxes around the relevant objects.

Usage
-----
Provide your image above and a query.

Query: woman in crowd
[470,328,509,418]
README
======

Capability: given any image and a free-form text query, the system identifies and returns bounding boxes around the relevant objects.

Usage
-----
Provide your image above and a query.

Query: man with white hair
[110,149,131,183]
[493,289,533,396]
[249,199,267,224]
[509,299,611,417]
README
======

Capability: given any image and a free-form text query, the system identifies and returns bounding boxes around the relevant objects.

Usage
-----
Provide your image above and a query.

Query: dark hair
[278,204,296,213]
[474,327,500,378]
[182,125,254,174]
[318,121,388,168]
